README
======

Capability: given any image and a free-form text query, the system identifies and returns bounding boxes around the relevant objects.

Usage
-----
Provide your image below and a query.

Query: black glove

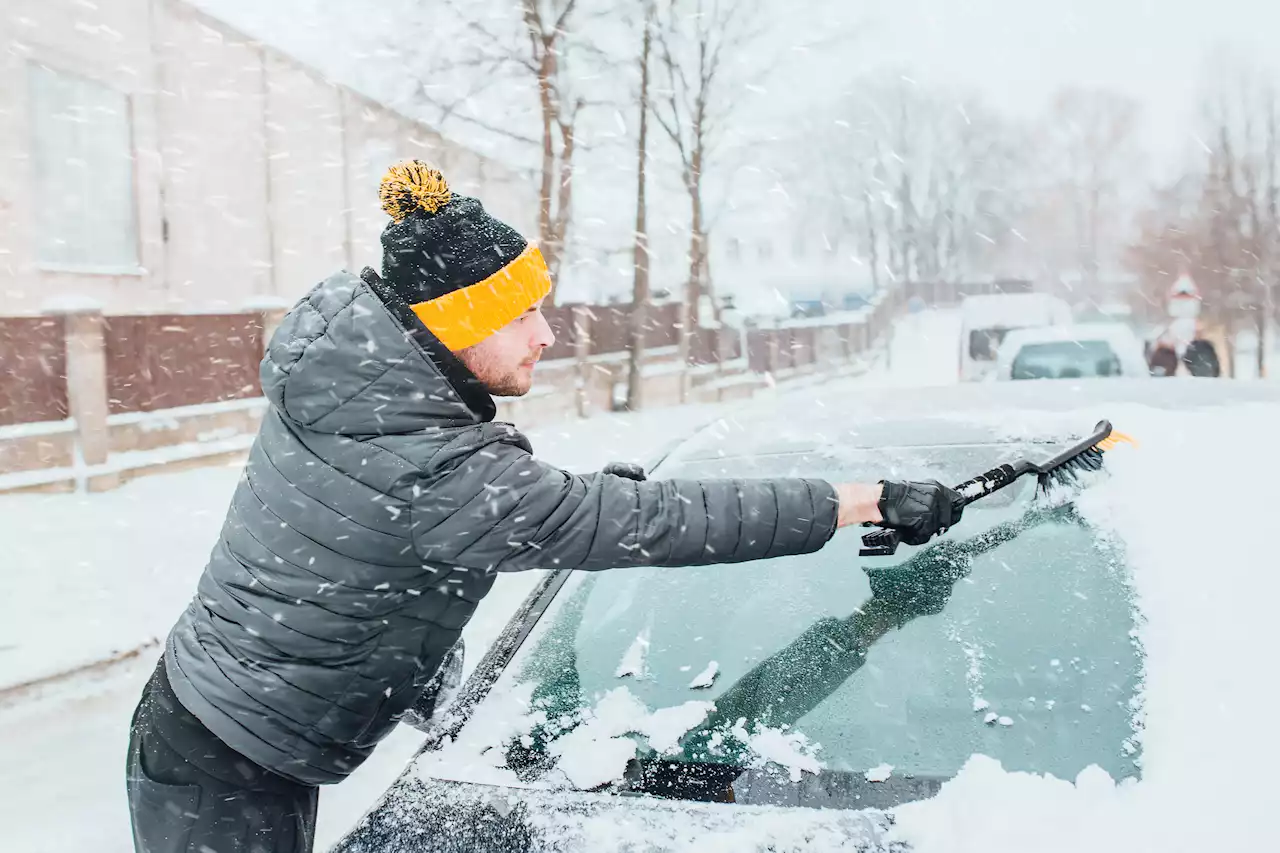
[602,461,647,481]
[877,479,964,546]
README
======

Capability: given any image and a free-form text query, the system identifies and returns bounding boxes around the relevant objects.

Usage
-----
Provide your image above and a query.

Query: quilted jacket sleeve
[409,424,839,573]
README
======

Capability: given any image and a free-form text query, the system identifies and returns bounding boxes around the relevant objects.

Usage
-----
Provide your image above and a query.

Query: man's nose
[531,309,555,350]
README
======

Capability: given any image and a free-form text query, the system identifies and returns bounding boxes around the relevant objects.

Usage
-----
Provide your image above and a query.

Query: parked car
[993,323,1150,381]
[958,293,1073,382]
[330,380,1280,853]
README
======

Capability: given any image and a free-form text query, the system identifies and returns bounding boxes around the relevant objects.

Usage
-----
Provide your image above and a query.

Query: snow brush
[859,419,1136,557]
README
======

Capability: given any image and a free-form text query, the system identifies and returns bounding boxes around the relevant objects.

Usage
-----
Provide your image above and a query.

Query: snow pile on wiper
[891,402,1280,853]
[548,687,714,789]
[545,687,825,790]
[420,680,827,793]
[708,718,823,783]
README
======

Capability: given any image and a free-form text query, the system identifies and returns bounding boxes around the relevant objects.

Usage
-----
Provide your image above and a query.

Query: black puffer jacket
[164,269,839,785]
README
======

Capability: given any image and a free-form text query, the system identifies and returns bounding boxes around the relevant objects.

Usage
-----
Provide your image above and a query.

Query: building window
[27,63,138,270]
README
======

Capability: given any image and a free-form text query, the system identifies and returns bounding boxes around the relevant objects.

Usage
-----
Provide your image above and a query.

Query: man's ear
[602,462,646,481]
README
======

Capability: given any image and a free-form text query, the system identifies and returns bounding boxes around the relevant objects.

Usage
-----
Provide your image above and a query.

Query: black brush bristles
[1037,444,1107,493]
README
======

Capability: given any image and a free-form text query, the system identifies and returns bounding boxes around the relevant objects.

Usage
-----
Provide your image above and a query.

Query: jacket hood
[260,270,496,435]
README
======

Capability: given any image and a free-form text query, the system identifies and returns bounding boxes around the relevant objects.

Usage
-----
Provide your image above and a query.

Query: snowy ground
[0,313,958,853]
[0,400,734,852]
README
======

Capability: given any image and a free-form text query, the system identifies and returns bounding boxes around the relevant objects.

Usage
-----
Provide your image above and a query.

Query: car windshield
[491,445,1142,807]
[1011,340,1122,380]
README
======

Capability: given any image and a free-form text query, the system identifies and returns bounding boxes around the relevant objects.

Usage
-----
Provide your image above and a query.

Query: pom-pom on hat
[377,160,551,351]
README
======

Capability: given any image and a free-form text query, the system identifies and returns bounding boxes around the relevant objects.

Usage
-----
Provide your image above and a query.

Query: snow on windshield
[887,401,1280,852]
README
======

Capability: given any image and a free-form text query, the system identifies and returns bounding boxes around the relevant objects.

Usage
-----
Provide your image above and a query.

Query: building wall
[0,0,535,314]
[262,54,347,298]
[0,0,166,310]
[154,7,274,306]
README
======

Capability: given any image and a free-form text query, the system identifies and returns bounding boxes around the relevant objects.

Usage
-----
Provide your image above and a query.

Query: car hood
[331,775,896,853]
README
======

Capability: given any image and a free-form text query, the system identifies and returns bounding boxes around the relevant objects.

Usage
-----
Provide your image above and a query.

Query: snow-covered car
[959,293,1073,382]
[330,380,1280,853]
[993,323,1150,381]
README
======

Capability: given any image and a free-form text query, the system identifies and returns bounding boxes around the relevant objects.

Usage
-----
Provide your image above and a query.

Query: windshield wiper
[621,758,952,811]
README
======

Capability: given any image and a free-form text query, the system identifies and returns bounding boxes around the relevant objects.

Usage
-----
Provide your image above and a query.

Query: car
[993,323,1150,381]
[959,293,1073,382]
[330,380,1280,853]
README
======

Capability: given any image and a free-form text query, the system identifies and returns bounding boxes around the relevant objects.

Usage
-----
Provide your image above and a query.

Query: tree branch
[552,0,580,38]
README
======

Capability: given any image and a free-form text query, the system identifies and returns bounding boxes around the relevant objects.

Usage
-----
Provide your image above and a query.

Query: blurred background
[1,1,1278,849]
[3,1,1277,488]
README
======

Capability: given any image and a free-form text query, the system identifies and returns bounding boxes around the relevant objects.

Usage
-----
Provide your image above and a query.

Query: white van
[959,293,1072,382]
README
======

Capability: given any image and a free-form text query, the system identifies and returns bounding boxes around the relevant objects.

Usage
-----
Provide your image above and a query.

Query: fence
[1,285,908,492]
[103,315,265,415]
[0,317,68,427]
[541,302,683,361]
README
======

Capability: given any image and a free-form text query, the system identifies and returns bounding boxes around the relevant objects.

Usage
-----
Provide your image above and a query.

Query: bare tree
[799,75,1030,291]
[626,0,655,410]
[1126,53,1280,377]
[1037,88,1142,292]
[650,0,769,396]
[402,0,616,297]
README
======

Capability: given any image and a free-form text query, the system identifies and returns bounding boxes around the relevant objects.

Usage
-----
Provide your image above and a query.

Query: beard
[483,369,534,397]
[456,345,537,397]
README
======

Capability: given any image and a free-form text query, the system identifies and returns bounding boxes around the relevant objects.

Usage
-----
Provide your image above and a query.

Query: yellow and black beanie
[377,160,551,351]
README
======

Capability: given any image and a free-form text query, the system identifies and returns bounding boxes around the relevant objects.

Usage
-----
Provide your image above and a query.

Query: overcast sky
[852,0,1280,175]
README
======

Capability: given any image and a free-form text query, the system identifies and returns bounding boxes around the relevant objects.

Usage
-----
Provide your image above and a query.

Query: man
[126,160,962,852]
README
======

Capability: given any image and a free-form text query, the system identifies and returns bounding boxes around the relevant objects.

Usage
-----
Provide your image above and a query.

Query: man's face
[455,300,555,396]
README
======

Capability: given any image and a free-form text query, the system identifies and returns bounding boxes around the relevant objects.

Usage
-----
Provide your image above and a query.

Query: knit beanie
[378,160,551,351]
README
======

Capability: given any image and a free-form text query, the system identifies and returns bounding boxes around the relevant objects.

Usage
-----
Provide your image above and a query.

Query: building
[0,0,535,314]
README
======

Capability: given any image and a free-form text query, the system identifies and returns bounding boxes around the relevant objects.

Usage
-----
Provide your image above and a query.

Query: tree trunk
[536,49,558,297]
[864,189,880,293]
[547,114,576,285]
[677,168,696,403]
[681,160,706,403]
[626,4,653,411]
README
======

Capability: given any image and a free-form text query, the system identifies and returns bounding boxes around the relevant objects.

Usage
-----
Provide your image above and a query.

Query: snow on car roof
[997,322,1141,349]
[960,293,1071,328]
[661,379,1280,464]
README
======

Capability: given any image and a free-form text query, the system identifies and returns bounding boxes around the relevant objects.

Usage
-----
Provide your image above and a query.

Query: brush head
[1035,430,1135,495]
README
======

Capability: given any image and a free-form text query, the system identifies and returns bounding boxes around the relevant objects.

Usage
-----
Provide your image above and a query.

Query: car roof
[993,322,1150,378]
[658,378,1280,464]
[959,293,1069,327]
[999,322,1140,348]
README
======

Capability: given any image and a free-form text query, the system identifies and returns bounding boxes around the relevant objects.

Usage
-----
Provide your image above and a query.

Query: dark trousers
[126,660,319,853]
